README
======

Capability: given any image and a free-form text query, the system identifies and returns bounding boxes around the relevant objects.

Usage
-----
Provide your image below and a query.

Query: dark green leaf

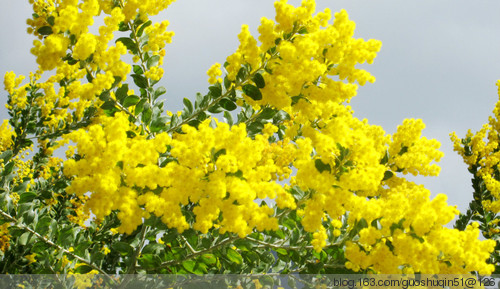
[136,20,152,37]
[224,76,232,90]
[242,84,262,101]
[383,171,394,181]
[100,100,115,110]
[209,85,222,98]
[236,66,247,81]
[118,22,129,32]
[220,98,237,111]
[123,95,140,107]
[135,99,146,116]
[133,65,143,75]
[116,84,129,103]
[141,106,152,124]
[298,27,308,34]
[116,37,138,54]
[257,107,277,120]
[212,148,226,162]
[315,159,332,173]
[47,16,55,26]
[132,74,148,88]
[112,242,133,256]
[37,26,53,35]
[247,122,264,135]
[208,104,223,114]
[252,73,265,88]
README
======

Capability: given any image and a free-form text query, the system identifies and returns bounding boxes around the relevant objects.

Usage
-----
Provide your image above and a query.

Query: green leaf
[201,254,217,265]
[242,84,262,101]
[383,171,394,181]
[47,16,55,26]
[219,98,237,111]
[182,260,196,273]
[257,107,277,120]
[100,100,116,110]
[212,148,226,162]
[247,122,264,136]
[275,248,287,256]
[183,98,193,114]
[224,76,232,90]
[37,26,53,35]
[141,105,153,125]
[116,84,129,103]
[209,85,222,98]
[58,227,76,247]
[208,104,223,114]
[315,159,332,174]
[118,22,129,32]
[112,242,133,256]
[236,66,248,82]
[0,150,13,163]
[134,99,146,116]
[18,191,37,203]
[133,65,143,75]
[252,73,265,88]
[154,86,167,99]
[2,161,14,176]
[123,95,140,107]
[132,74,148,89]
[226,248,242,265]
[19,232,31,246]
[116,37,138,54]
[36,216,54,236]
[136,20,152,37]
[147,55,160,69]
[223,111,233,126]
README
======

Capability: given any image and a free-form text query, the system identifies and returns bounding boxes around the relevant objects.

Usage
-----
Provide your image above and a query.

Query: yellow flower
[25,253,37,264]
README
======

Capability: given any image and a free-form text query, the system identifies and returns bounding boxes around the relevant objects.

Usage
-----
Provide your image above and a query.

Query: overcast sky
[1,0,500,216]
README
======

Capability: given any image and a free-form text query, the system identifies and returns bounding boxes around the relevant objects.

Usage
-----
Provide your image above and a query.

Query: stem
[158,235,239,269]
[180,235,198,254]
[0,209,115,283]
[118,224,148,289]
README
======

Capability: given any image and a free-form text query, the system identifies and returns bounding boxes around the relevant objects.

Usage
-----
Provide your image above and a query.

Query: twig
[0,209,114,283]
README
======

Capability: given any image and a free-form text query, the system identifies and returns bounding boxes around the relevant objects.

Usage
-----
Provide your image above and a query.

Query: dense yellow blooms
[0,223,10,253]
[452,80,500,213]
[207,63,222,84]
[0,120,15,152]
[1,0,495,276]
[63,113,297,235]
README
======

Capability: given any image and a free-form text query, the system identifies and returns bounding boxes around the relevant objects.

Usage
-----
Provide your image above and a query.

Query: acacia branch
[0,209,114,283]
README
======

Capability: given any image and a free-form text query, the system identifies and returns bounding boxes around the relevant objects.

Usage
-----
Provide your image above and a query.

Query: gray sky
[1,0,500,216]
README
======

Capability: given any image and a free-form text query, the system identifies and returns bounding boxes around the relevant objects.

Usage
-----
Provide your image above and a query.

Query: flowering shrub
[0,0,496,281]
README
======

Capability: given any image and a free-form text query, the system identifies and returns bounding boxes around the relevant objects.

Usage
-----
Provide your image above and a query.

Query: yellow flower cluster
[452,80,500,213]
[0,120,15,152]
[0,223,10,253]
[5,0,494,276]
[389,119,443,176]
[207,63,222,84]
[224,1,381,111]
[121,0,176,22]
[63,112,298,235]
